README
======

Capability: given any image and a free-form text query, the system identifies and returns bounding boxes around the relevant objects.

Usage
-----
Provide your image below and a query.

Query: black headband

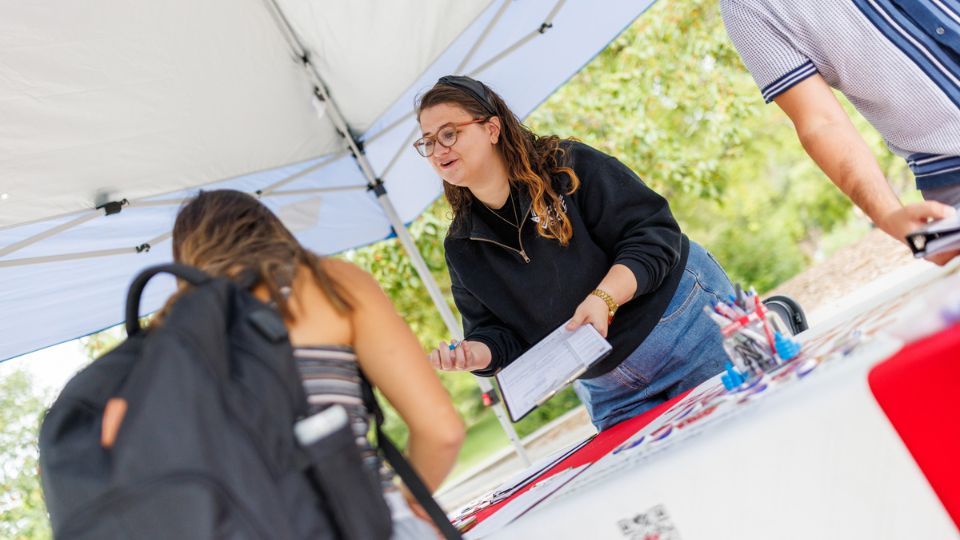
[437,75,498,116]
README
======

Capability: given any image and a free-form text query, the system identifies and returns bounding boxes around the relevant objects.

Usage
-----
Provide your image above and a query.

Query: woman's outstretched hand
[428,340,492,372]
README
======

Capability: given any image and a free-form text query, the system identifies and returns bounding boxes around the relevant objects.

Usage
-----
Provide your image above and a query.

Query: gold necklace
[481,190,519,228]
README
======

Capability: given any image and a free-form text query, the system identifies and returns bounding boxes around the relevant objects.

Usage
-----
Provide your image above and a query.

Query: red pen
[714,301,740,320]
[754,295,777,356]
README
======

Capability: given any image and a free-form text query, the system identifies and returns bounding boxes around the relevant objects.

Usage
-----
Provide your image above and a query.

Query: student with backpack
[40,189,464,539]
[169,190,465,537]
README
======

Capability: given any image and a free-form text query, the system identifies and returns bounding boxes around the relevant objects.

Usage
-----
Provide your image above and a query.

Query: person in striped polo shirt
[721,0,960,264]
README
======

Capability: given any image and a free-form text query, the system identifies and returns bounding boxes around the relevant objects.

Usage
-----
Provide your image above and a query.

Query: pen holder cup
[721,320,779,378]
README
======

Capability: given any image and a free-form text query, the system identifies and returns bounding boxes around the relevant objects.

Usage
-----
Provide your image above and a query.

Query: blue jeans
[574,242,735,431]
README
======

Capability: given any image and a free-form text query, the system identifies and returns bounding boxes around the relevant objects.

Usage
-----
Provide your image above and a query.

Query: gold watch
[590,288,619,322]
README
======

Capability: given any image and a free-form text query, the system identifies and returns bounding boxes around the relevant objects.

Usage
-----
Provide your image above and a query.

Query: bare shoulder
[321,258,374,284]
[319,258,386,303]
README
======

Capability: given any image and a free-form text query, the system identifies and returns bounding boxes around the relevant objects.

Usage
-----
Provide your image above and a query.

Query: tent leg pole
[264,0,533,466]
[373,189,531,467]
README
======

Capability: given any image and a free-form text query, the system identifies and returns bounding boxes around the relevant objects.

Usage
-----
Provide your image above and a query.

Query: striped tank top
[292,347,441,538]
[293,345,389,486]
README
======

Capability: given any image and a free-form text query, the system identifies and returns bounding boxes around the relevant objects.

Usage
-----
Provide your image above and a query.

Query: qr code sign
[616,504,681,540]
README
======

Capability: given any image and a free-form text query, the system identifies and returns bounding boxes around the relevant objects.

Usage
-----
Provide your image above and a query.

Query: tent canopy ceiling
[0,0,656,362]
[0,0,488,227]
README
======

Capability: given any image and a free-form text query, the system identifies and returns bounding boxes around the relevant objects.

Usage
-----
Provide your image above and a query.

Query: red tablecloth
[470,324,960,528]
[868,323,960,529]
[473,388,694,523]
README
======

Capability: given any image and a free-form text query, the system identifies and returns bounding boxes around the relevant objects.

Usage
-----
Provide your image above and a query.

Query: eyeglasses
[413,118,487,157]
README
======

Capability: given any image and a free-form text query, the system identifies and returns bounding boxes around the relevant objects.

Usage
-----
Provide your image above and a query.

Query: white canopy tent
[0,0,657,460]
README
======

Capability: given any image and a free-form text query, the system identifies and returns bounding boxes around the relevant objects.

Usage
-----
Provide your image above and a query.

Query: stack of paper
[464,464,592,539]
[907,210,960,257]
[486,436,594,502]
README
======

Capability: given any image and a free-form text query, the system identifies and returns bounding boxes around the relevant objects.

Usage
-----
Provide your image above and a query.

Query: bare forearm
[597,263,638,305]
[773,76,955,258]
[797,119,902,228]
[405,428,463,492]
[774,76,904,235]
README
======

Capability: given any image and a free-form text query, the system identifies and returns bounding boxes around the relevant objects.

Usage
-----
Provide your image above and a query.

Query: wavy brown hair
[416,79,580,245]
[167,189,351,320]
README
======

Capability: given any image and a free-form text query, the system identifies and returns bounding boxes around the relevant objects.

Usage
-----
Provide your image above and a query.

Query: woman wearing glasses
[419,76,736,431]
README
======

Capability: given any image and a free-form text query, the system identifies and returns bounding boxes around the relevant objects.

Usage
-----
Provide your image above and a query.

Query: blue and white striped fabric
[760,60,819,103]
[720,0,960,191]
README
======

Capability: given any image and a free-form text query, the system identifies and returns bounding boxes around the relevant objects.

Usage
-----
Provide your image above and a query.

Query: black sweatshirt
[445,141,689,380]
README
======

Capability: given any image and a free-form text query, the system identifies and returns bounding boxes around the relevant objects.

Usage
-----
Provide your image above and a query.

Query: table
[460,268,960,539]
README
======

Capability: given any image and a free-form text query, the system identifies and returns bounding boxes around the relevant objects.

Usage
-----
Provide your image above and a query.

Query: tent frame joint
[96,198,128,216]
[367,179,387,197]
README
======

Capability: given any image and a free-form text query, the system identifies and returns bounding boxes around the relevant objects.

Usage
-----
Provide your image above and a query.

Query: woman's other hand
[565,294,611,337]
[428,340,492,372]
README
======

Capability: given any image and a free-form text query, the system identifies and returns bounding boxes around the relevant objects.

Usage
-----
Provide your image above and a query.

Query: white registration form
[496,324,611,421]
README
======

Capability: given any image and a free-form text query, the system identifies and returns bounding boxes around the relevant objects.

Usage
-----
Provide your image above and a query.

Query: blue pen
[448,340,460,351]
[724,297,748,317]
[734,283,745,310]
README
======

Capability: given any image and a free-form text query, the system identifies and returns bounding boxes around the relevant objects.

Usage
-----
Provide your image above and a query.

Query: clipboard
[495,324,612,422]
[906,211,960,258]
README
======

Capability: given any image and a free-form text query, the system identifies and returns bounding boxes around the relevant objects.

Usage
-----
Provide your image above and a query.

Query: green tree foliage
[352,0,906,442]
[80,325,125,360]
[0,370,51,540]
[526,0,859,291]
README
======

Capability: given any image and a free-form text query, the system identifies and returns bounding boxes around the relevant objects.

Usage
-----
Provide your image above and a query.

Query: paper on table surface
[447,436,597,522]
[497,324,611,421]
[464,464,591,539]
[487,436,594,501]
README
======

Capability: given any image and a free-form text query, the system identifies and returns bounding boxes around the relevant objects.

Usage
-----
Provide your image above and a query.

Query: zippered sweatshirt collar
[447,185,532,242]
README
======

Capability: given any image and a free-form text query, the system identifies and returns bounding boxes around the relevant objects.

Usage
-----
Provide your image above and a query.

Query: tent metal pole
[364,0,512,148]
[257,150,350,197]
[467,1,565,80]
[373,0,564,182]
[0,231,173,268]
[372,187,530,466]
[0,246,145,267]
[263,185,366,197]
[0,211,101,259]
[263,0,531,465]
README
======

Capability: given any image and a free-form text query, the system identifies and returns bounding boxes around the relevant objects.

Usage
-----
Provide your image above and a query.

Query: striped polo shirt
[721,0,960,190]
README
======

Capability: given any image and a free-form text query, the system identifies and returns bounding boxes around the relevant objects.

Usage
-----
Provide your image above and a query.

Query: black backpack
[38,264,461,540]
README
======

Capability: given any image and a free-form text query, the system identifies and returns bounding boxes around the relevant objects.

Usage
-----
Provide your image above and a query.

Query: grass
[444,410,511,485]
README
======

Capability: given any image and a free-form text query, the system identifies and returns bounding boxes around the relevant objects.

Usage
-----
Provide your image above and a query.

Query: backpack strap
[125,263,211,336]
[358,373,462,540]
